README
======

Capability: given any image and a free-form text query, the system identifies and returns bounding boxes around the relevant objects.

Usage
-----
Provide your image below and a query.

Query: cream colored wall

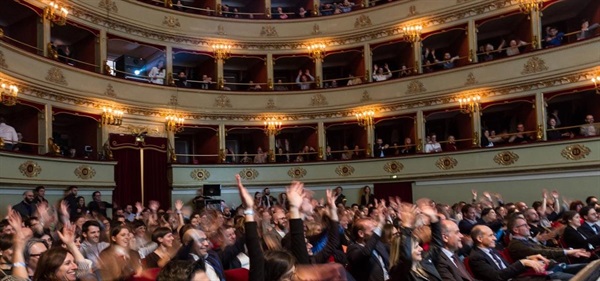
[412,172,600,206]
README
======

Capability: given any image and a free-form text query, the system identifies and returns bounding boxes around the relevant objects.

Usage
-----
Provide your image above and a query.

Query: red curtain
[110,134,170,209]
[374,181,414,204]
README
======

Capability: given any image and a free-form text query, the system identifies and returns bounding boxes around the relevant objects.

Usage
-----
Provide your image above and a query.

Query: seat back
[224,268,250,281]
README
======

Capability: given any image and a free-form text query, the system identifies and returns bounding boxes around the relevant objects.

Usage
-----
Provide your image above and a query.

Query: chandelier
[307,43,326,62]
[44,1,69,26]
[592,74,600,94]
[0,81,19,106]
[165,114,185,133]
[212,43,232,61]
[458,94,481,115]
[101,107,123,126]
[518,0,543,14]
[402,25,423,43]
[264,119,282,136]
[355,110,375,129]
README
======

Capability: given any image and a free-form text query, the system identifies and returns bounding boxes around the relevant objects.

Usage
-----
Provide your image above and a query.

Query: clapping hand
[235,174,254,209]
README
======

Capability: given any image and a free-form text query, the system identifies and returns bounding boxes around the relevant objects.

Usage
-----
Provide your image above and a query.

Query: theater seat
[224,268,249,281]
[129,268,160,281]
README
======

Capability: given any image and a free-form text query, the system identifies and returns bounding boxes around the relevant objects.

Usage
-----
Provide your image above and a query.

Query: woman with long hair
[75,196,87,217]
[144,227,175,269]
[561,210,596,263]
[99,224,142,280]
[148,60,166,85]
[33,247,79,281]
[360,185,375,207]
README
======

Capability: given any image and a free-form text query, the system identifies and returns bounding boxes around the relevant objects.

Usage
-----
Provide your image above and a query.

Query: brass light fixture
[101,107,123,126]
[592,74,600,94]
[458,94,481,115]
[402,25,423,43]
[355,110,375,129]
[44,1,69,26]
[212,43,232,61]
[0,80,19,106]
[264,119,282,136]
[518,0,543,14]
[165,114,185,133]
[307,43,326,62]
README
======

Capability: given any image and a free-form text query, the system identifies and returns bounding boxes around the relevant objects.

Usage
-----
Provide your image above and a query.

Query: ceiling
[107,39,164,61]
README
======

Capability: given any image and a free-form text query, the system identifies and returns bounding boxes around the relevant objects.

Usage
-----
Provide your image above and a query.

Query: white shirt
[148,67,165,85]
[425,142,442,153]
[0,123,18,144]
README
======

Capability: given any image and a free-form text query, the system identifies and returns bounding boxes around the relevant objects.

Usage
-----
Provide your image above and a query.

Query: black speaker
[203,184,221,197]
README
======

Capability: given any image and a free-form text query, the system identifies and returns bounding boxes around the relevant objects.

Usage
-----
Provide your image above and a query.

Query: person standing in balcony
[577,19,600,40]
[580,114,599,136]
[148,60,166,85]
[0,117,18,150]
[296,69,314,90]
[372,64,392,81]
[277,7,288,19]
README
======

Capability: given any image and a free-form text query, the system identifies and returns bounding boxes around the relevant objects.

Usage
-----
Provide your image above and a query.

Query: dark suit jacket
[458,218,484,235]
[578,223,600,247]
[468,247,536,281]
[12,201,36,219]
[563,225,600,250]
[360,194,375,206]
[436,250,474,281]
[347,233,389,281]
[374,145,388,157]
[334,194,346,206]
[389,221,443,281]
[507,238,566,262]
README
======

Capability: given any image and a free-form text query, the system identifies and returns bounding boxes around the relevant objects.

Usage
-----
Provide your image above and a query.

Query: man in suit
[579,206,600,247]
[436,220,475,281]
[347,214,389,281]
[260,188,277,208]
[458,204,484,235]
[469,225,547,281]
[175,71,191,88]
[180,227,228,281]
[373,138,389,158]
[333,186,346,207]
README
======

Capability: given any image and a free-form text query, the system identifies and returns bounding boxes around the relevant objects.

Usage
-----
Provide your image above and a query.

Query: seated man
[469,225,548,281]
[580,115,599,136]
[545,27,564,47]
[508,123,532,144]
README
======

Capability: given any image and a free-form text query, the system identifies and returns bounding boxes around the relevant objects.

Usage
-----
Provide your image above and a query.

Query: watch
[243,209,254,215]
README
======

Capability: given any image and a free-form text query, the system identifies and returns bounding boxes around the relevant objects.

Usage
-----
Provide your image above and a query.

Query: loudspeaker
[114,55,146,78]
[203,184,221,197]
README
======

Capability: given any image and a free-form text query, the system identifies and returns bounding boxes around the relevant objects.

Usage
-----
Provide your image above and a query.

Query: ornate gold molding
[260,26,278,37]
[354,15,372,29]
[190,168,210,181]
[335,164,355,176]
[214,94,232,108]
[169,94,178,106]
[383,161,404,173]
[98,0,118,13]
[45,67,68,86]
[266,98,276,109]
[74,165,96,179]
[312,24,322,35]
[217,25,226,35]
[19,161,42,178]
[360,91,371,102]
[105,84,116,97]
[436,156,457,170]
[0,50,6,68]
[561,144,591,160]
[239,168,259,180]
[493,151,519,166]
[287,167,307,179]
[162,16,181,28]
[310,93,328,106]
[408,5,418,16]
[464,72,478,86]
[521,56,549,75]
[406,80,426,95]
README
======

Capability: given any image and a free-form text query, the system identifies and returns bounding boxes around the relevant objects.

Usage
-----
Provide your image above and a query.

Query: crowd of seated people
[2,179,600,281]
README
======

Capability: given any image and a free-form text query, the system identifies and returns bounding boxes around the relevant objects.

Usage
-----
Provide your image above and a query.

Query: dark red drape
[110,134,170,209]
[374,181,414,204]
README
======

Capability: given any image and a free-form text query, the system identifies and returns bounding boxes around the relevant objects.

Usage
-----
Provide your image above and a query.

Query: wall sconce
[1,81,19,106]
[592,74,600,94]
[264,119,282,136]
[518,0,543,15]
[307,43,326,62]
[165,114,185,133]
[355,110,375,129]
[44,1,69,26]
[212,43,232,61]
[458,94,481,115]
[402,25,423,43]
[101,107,123,126]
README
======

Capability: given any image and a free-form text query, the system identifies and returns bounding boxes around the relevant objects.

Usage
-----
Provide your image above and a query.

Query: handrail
[1,34,43,53]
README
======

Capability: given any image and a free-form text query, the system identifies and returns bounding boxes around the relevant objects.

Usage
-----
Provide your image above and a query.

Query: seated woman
[144,227,175,269]
[99,225,142,280]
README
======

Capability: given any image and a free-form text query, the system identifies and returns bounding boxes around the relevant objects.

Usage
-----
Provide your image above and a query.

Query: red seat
[464,257,474,277]
[501,248,514,264]
[129,268,160,281]
[224,268,249,281]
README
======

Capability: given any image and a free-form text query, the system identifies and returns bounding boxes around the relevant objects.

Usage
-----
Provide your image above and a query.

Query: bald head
[441,220,463,251]
[471,225,496,249]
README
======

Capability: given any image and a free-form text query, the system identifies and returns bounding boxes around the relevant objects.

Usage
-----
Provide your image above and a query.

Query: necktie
[592,224,600,235]
[452,254,473,281]
[489,249,506,270]
[205,254,224,281]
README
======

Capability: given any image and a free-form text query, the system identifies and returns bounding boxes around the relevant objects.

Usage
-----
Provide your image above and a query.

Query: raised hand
[57,222,76,245]
[471,189,477,198]
[551,190,559,199]
[149,200,160,212]
[420,205,439,223]
[483,191,492,200]
[235,174,254,209]
[175,200,184,211]
[542,189,548,199]
[325,189,335,208]
[399,203,417,228]
[287,181,305,209]
[135,202,144,213]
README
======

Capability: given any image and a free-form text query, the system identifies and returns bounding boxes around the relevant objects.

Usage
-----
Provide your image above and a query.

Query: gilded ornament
[266,98,276,109]
[45,67,68,86]
[405,80,426,95]
[19,161,42,178]
[435,156,457,170]
[561,144,591,160]
[162,16,181,28]
[217,25,226,35]
[360,91,372,102]
[239,168,259,180]
[260,26,278,37]
[521,56,549,75]
[214,94,232,108]
[383,161,404,174]
[74,165,96,179]
[354,15,372,29]
[312,24,322,35]
[408,5,417,16]
[98,0,118,13]
[335,164,355,177]
[105,84,116,97]
[493,151,519,166]
[287,167,307,179]
[169,94,178,106]
[464,72,478,86]
[0,27,3,38]
[0,50,6,68]
[310,93,328,106]
[190,169,211,181]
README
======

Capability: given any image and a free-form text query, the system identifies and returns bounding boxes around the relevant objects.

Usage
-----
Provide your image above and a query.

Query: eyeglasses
[516,224,529,228]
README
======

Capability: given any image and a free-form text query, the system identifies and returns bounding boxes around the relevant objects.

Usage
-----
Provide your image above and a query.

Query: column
[363,43,372,83]
[416,110,425,153]
[317,121,326,160]
[218,124,226,162]
[471,107,481,147]
[215,0,222,15]
[42,17,51,57]
[216,58,224,89]
[366,122,374,157]
[99,29,108,74]
[413,41,422,74]
[268,133,276,162]
[40,104,53,154]
[467,19,478,63]
[314,57,323,88]
[166,129,176,162]
[266,53,274,90]
[165,45,173,85]
[535,92,546,141]
[264,0,271,18]
[530,8,543,50]
[313,0,320,16]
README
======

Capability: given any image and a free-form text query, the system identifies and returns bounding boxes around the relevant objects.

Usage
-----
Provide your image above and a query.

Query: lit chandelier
[355,110,375,129]
[101,107,123,126]
[212,43,232,61]
[44,1,69,26]
[0,81,18,106]
[402,25,423,43]
[458,94,481,115]
[165,114,185,133]
[592,74,600,94]
[264,119,282,136]
[307,43,326,62]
